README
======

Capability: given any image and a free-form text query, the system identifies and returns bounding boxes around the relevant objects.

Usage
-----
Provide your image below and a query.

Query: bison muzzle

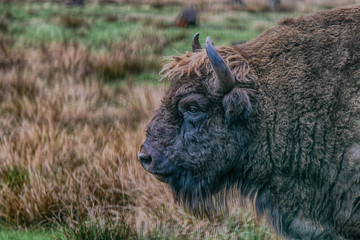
[139,5,360,240]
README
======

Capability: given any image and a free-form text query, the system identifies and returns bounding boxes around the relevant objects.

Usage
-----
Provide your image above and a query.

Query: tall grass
[94,28,165,81]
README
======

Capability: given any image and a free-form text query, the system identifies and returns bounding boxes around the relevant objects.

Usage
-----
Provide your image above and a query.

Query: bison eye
[180,104,202,116]
[178,94,209,121]
[188,105,200,114]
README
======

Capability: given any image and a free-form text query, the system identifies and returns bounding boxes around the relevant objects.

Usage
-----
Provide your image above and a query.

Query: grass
[0,2,297,48]
[60,221,136,240]
[0,1,301,84]
[0,0,356,239]
[0,228,61,240]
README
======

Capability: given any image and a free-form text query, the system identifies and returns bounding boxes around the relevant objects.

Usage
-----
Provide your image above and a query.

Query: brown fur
[144,5,360,240]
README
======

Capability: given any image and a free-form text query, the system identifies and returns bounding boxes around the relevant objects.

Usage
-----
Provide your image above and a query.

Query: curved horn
[192,33,202,52]
[205,36,235,94]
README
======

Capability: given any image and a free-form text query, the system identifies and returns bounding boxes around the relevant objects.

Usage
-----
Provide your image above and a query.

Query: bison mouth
[152,172,172,183]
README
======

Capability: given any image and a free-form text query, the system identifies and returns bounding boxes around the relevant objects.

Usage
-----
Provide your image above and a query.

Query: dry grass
[0,35,275,238]
[8,29,165,82]
[0,35,24,71]
[0,17,8,33]
[0,38,167,228]
[58,14,88,29]
[93,29,165,81]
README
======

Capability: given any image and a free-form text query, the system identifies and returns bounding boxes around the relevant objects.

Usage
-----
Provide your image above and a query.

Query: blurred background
[0,0,358,239]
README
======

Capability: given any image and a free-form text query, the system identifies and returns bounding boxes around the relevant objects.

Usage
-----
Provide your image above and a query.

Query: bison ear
[222,88,252,125]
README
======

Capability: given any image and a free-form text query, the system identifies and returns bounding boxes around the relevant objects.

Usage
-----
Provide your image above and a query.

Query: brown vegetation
[58,14,88,29]
[0,35,168,229]
[0,36,24,71]
[93,29,165,80]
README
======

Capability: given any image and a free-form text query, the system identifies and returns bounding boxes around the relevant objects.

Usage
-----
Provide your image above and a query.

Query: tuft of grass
[105,14,118,22]
[0,35,24,71]
[242,0,271,12]
[61,221,137,240]
[21,23,72,45]
[35,42,94,79]
[59,14,88,29]
[0,17,8,32]
[93,28,165,81]
[0,166,29,191]
[141,17,173,29]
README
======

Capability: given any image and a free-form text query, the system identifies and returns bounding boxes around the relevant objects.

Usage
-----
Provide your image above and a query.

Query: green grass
[0,1,300,83]
[0,228,63,240]
[0,2,299,48]
[0,166,29,191]
[60,221,137,240]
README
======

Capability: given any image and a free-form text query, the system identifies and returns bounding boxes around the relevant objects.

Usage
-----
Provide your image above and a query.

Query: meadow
[0,1,358,239]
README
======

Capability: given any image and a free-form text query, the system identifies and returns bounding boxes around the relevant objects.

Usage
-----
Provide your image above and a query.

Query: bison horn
[192,33,202,52]
[205,36,235,94]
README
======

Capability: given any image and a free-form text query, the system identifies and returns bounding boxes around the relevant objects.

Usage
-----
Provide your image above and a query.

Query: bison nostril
[138,152,152,165]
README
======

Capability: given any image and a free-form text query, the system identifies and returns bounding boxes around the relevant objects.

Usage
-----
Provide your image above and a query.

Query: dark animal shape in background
[230,0,244,5]
[175,4,198,28]
[139,5,360,240]
[65,0,85,7]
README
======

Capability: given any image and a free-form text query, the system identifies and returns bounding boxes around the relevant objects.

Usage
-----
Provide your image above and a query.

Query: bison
[138,5,360,240]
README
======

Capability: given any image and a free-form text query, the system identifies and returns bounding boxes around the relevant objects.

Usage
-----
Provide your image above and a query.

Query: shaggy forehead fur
[160,46,256,87]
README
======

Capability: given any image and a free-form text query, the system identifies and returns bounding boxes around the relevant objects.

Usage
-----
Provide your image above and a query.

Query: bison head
[138,34,257,216]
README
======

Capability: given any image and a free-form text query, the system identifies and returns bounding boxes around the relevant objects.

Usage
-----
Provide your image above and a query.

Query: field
[0,1,358,239]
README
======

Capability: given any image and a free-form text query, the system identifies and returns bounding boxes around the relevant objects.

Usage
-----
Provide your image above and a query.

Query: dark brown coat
[140,5,360,239]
